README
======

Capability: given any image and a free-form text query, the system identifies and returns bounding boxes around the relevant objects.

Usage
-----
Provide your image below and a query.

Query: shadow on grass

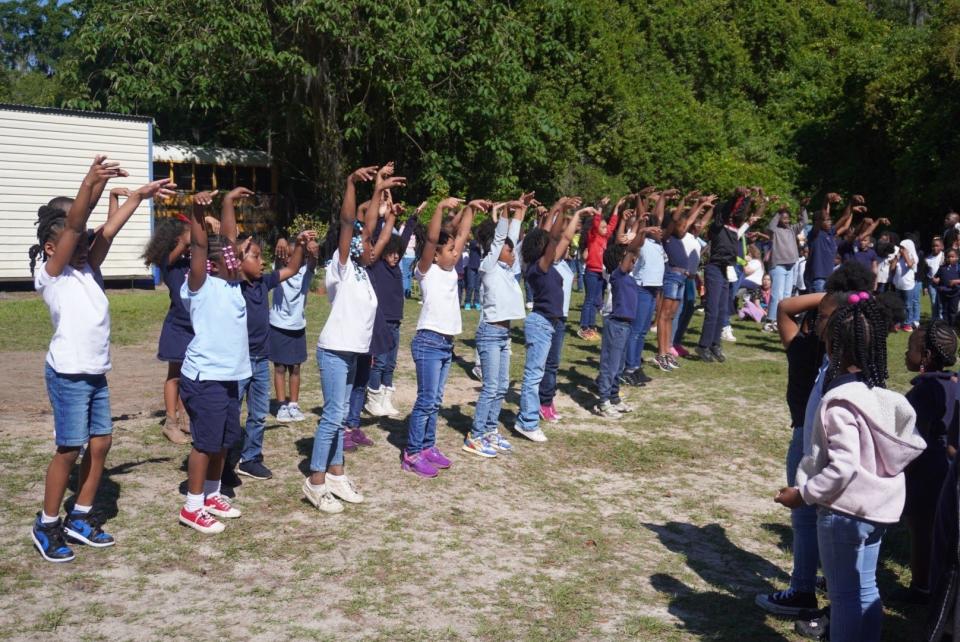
[69,456,172,522]
[645,521,791,641]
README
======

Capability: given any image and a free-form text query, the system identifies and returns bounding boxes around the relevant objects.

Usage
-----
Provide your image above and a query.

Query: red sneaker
[673,344,690,358]
[179,507,225,534]
[204,494,241,519]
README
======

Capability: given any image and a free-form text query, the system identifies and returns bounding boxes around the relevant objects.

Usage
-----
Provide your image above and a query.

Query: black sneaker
[238,459,273,480]
[695,346,715,363]
[755,588,818,616]
[221,466,243,488]
[622,371,646,387]
[63,510,115,547]
[632,367,652,383]
[711,345,727,363]
[794,613,829,640]
[31,514,75,563]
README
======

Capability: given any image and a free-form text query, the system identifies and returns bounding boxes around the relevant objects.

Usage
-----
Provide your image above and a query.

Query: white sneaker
[597,400,622,418]
[721,326,737,342]
[276,404,294,423]
[613,401,633,414]
[302,479,344,514]
[364,387,387,417]
[287,403,306,422]
[516,427,548,442]
[525,301,534,310]
[325,473,364,504]
[381,386,401,417]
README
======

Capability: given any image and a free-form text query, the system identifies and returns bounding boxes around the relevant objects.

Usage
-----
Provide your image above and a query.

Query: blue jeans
[408,330,453,454]
[44,364,112,447]
[400,257,414,296]
[596,318,630,403]
[726,264,745,323]
[928,284,942,321]
[911,281,921,325]
[787,425,819,593]
[672,278,696,346]
[517,312,555,431]
[899,287,920,327]
[580,270,604,329]
[464,267,480,306]
[818,509,886,642]
[698,264,729,349]
[810,277,827,293]
[568,258,581,291]
[539,317,567,406]
[345,354,371,428]
[473,322,511,438]
[626,285,658,370]
[310,348,355,472]
[239,356,270,462]
[769,263,796,323]
[369,321,400,389]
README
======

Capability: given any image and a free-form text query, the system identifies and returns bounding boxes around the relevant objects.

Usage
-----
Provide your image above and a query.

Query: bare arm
[337,166,378,266]
[418,197,464,274]
[220,187,253,244]
[45,155,121,277]
[777,292,825,348]
[89,179,176,270]
[187,191,217,291]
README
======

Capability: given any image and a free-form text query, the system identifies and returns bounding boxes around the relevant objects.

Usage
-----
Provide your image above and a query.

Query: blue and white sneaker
[31,515,75,562]
[462,434,498,458]
[484,431,513,453]
[64,511,115,548]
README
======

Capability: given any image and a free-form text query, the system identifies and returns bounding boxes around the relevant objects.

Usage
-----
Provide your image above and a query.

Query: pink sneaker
[423,446,451,469]
[673,344,690,358]
[550,402,564,421]
[351,427,374,447]
[342,429,358,452]
[668,346,679,358]
[539,404,557,422]
[401,450,438,478]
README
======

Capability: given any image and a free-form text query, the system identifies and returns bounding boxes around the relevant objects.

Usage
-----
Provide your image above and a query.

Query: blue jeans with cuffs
[407,330,453,455]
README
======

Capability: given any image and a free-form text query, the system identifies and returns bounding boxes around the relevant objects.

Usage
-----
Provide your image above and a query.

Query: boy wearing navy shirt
[595,220,650,418]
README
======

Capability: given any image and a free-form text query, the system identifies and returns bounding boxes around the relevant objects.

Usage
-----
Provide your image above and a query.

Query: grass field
[0,285,926,641]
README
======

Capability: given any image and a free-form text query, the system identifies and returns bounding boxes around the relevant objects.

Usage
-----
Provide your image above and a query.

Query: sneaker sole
[205,507,241,519]
[236,468,272,480]
[515,429,548,442]
[328,489,364,504]
[178,515,226,534]
[30,530,75,562]
[275,416,296,423]
[753,593,817,616]
[462,444,498,458]
[63,526,115,548]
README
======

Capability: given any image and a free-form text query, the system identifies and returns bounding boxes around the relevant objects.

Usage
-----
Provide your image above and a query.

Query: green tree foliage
[2,0,958,233]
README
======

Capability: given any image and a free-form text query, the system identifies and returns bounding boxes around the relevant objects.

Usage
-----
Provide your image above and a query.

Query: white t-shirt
[926,252,944,280]
[681,232,702,275]
[554,259,575,317]
[743,259,764,287]
[317,251,378,353]
[416,263,462,336]
[35,264,111,375]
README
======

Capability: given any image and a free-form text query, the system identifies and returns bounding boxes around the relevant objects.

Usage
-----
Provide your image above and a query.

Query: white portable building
[0,103,154,283]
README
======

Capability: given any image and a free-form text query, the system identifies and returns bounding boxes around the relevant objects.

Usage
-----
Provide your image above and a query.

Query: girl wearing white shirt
[403,197,481,478]
[29,156,173,559]
[303,165,402,513]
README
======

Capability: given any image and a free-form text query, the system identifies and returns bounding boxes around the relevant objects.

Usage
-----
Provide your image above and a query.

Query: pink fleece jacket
[796,379,926,524]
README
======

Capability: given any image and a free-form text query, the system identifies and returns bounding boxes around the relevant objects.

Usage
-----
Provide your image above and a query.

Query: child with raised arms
[142,214,194,444]
[226,186,314,482]
[403,196,483,476]
[269,230,320,424]
[514,197,582,442]
[304,165,402,510]
[30,156,173,560]
[464,198,528,457]
[177,189,251,534]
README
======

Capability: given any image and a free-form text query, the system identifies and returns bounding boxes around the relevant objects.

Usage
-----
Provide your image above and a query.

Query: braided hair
[825,292,891,388]
[28,205,68,276]
[918,320,959,371]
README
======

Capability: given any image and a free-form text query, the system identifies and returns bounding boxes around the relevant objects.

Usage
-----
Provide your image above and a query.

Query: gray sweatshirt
[767,208,808,266]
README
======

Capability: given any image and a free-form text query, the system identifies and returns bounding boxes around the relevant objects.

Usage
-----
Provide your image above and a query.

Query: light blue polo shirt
[632,239,666,287]
[270,263,314,331]
[180,277,252,381]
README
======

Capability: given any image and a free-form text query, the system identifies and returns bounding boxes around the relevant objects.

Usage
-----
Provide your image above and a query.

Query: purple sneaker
[401,451,438,478]
[342,429,358,452]
[351,427,374,447]
[423,446,451,469]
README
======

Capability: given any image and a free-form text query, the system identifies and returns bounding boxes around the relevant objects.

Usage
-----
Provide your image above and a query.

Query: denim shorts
[662,270,686,301]
[44,363,112,448]
[179,375,241,453]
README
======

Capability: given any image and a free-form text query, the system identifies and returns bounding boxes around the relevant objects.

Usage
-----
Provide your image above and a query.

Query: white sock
[308,480,325,491]
[203,479,221,498]
[288,402,299,409]
[73,503,92,514]
[185,492,204,512]
[326,472,343,480]
[40,511,59,524]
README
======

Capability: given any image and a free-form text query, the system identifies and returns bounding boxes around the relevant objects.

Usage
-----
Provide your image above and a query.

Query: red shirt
[584,212,618,273]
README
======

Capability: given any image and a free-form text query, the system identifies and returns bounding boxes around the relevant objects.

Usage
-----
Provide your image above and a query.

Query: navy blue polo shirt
[610,267,639,320]
[808,228,838,280]
[241,271,281,358]
[526,261,563,318]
